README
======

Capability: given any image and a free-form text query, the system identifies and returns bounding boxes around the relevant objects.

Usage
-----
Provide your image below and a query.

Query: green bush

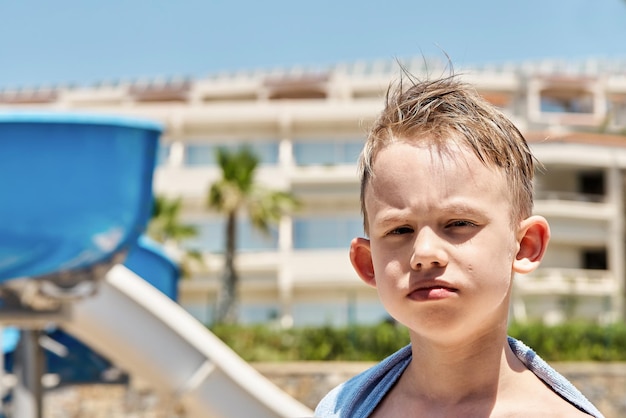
[210,322,410,362]
[508,321,626,362]
[208,321,626,362]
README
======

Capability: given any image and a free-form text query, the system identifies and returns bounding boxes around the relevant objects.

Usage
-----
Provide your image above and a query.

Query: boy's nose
[410,228,448,270]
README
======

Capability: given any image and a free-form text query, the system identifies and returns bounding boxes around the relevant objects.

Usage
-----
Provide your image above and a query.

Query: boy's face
[354,140,522,342]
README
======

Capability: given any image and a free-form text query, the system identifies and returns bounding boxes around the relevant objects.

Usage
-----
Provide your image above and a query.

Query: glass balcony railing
[515,268,615,296]
[535,190,606,203]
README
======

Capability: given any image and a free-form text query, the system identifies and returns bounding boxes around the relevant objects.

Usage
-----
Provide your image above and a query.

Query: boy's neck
[405,324,523,406]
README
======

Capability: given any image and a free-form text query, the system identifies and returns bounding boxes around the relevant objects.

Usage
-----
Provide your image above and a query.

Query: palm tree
[147,195,203,278]
[207,146,299,324]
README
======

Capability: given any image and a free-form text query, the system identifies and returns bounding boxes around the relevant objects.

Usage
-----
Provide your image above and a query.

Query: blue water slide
[0,112,312,416]
[124,235,180,301]
[0,112,161,282]
[1,328,19,354]
[0,112,163,385]
[2,235,181,384]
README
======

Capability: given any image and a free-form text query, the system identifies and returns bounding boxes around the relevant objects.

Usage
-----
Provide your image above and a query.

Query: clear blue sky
[1,0,625,88]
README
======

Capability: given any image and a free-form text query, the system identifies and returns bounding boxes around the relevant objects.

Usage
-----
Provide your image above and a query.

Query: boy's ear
[513,215,550,274]
[350,237,376,287]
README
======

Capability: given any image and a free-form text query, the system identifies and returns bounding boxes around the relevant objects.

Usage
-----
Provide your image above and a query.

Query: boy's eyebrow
[371,212,412,228]
[373,203,486,226]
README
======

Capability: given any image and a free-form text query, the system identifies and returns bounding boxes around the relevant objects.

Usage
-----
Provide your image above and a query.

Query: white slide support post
[61,264,313,418]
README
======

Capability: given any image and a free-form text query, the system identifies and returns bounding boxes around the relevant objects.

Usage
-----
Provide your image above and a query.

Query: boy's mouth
[408,283,458,301]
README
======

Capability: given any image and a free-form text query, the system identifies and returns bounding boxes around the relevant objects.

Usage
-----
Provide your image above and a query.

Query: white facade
[2,57,626,326]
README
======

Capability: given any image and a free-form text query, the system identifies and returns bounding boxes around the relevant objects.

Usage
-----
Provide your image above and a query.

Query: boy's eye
[389,226,413,235]
[447,220,476,228]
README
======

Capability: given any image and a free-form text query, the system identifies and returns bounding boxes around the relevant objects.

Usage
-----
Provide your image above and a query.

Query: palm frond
[207,146,300,324]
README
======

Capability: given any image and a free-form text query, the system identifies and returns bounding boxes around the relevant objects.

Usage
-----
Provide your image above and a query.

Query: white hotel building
[2,57,626,327]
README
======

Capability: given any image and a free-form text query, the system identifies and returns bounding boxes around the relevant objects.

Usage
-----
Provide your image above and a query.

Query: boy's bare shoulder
[492,369,594,417]
[493,393,592,417]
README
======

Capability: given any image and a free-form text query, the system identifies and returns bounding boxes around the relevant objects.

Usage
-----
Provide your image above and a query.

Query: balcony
[515,268,615,296]
[289,164,359,187]
[178,248,363,306]
[536,190,605,203]
[534,190,612,220]
[513,268,618,323]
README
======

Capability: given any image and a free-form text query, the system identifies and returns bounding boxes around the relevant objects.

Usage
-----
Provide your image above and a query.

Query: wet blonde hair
[359,75,535,235]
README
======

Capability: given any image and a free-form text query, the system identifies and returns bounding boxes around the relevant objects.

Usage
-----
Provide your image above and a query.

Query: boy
[314,75,604,417]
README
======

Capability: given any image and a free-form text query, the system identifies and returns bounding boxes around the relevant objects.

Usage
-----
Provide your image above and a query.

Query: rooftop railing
[2,57,626,94]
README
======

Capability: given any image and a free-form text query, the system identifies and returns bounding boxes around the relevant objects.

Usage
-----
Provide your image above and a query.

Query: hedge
[209,321,626,362]
[210,322,409,362]
[508,321,626,362]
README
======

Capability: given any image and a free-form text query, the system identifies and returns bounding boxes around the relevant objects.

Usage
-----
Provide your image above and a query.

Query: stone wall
[552,362,626,418]
[39,362,626,417]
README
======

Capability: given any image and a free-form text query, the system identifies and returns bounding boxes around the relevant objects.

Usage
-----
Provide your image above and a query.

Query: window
[155,144,170,166]
[540,88,594,114]
[292,301,389,326]
[293,140,362,166]
[293,216,363,249]
[578,171,605,197]
[609,99,626,127]
[582,248,607,270]
[184,142,279,167]
[183,218,278,252]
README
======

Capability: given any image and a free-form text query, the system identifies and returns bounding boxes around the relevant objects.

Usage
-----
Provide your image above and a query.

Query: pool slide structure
[0,113,313,417]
